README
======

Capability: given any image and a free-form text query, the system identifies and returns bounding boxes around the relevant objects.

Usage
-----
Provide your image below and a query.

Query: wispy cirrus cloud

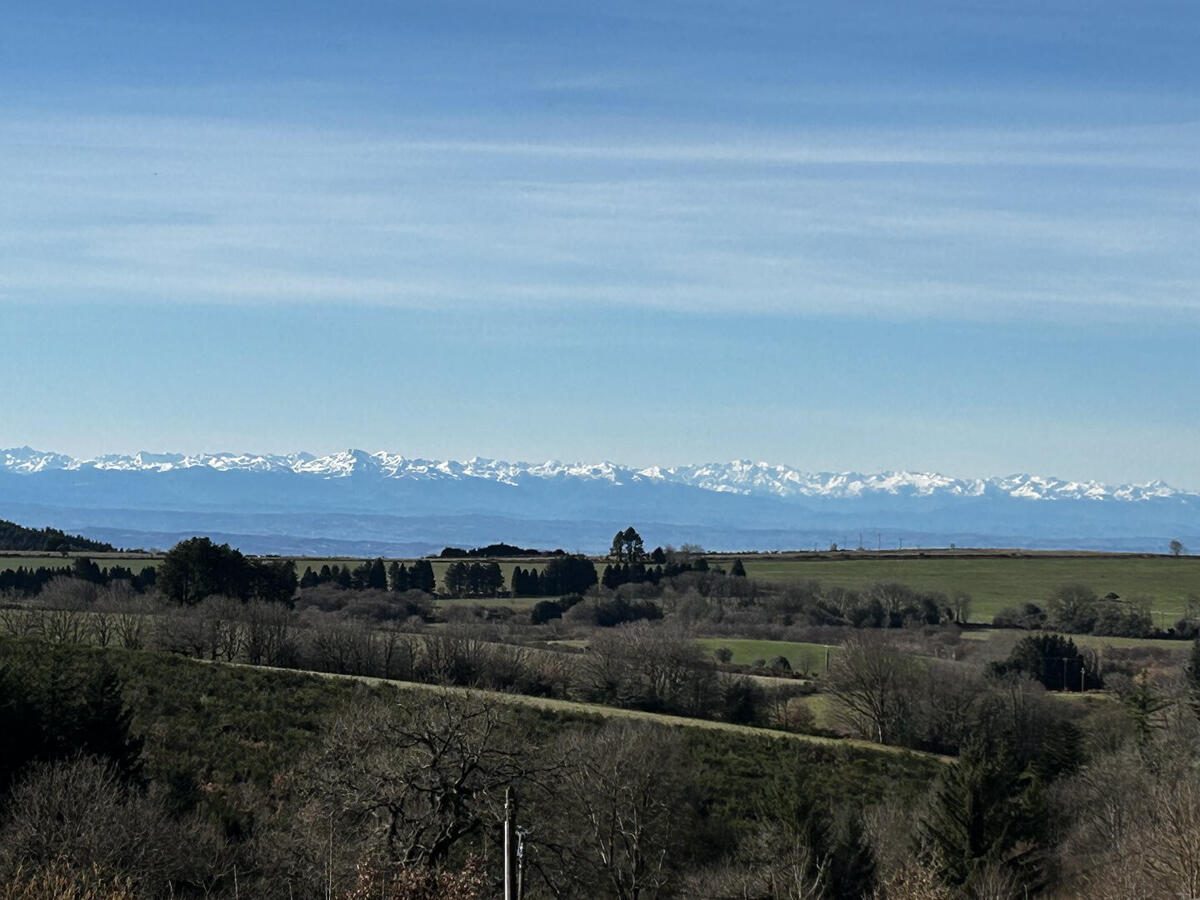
[1,110,1196,321]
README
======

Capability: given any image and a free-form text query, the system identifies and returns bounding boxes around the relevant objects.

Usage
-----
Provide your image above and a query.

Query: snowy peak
[0,447,76,474]
[635,461,989,499]
[0,447,1191,503]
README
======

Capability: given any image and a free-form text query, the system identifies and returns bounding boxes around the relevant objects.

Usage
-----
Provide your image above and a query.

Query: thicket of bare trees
[0,757,231,897]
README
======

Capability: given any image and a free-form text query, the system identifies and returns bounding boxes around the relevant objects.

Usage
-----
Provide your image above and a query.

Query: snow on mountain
[637,461,989,499]
[0,447,77,474]
[0,447,1191,504]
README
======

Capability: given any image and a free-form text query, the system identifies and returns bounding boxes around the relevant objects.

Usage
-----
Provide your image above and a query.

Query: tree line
[298,558,437,594]
[0,557,158,596]
[438,542,565,558]
[0,517,116,553]
[993,582,1193,638]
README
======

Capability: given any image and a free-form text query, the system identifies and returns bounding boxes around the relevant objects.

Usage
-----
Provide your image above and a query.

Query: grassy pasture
[9,549,1196,628]
[287,552,1200,622]
[694,637,836,675]
[727,554,1200,622]
[963,627,1194,654]
[0,553,160,573]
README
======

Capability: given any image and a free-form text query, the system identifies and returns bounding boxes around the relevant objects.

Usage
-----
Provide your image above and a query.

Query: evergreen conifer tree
[919,741,1042,892]
[410,559,435,593]
[367,558,388,591]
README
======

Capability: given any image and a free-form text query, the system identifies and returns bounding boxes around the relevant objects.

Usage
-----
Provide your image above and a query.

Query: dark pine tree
[367,558,388,591]
[410,560,436,594]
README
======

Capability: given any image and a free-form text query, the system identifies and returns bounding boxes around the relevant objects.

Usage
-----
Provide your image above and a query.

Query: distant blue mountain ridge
[0,447,1195,555]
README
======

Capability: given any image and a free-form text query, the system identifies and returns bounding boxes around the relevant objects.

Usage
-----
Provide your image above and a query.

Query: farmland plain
[2,550,1197,624]
[693,637,836,674]
[722,553,1200,622]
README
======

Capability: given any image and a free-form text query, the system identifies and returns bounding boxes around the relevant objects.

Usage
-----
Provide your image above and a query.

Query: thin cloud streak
[1,112,1196,321]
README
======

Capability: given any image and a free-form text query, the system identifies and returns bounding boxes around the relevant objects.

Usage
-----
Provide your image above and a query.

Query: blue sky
[1,2,1198,486]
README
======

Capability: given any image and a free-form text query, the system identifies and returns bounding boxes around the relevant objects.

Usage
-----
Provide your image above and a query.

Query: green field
[0,553,160,573]
[293,553,1200,621]
[964,628,1194,654]
[6,550,1198,627]
[694,637,836,674]
[728,554,1200,622]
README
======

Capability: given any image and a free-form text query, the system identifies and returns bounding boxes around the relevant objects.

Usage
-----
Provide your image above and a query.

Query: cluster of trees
[825,633,1094,757]
[443,560,504,597]
[0,578,156,650]
[570,623,813,728]
[0,557,158,595]
[990,633,1103,692]
[157,538,297,606]
[755,579,970,629]
[299,558,437,594]
[993,583,1160,638]
[151,599,804,730]
[0,645,142,793]
[0,517,116,553]
[511,555,598,596]
[439,542,563,558]
[599,527,743,590]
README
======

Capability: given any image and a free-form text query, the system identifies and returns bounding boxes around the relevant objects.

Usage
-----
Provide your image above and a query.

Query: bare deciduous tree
[111,595,153,651]
[0,757,228,897]
[242,599,299,667]
[825,634,918,745]
[295,689,529,882]
[573,623,719,717]
[1054,741,1200,899]
[0,598,45,638]
[551,723,691,900]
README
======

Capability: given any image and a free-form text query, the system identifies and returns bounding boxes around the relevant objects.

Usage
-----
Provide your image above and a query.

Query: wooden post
[504,787,518,900]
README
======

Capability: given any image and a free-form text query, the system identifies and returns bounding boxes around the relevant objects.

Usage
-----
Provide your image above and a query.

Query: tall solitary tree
[609,527,646,566]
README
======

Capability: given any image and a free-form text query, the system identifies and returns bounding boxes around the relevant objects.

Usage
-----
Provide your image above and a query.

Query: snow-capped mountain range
[0,447,1187,503]
[0,447,1196,555]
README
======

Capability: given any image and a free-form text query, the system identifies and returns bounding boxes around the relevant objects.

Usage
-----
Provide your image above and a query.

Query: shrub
[530,599,565,625]
[992,603,1046,630]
